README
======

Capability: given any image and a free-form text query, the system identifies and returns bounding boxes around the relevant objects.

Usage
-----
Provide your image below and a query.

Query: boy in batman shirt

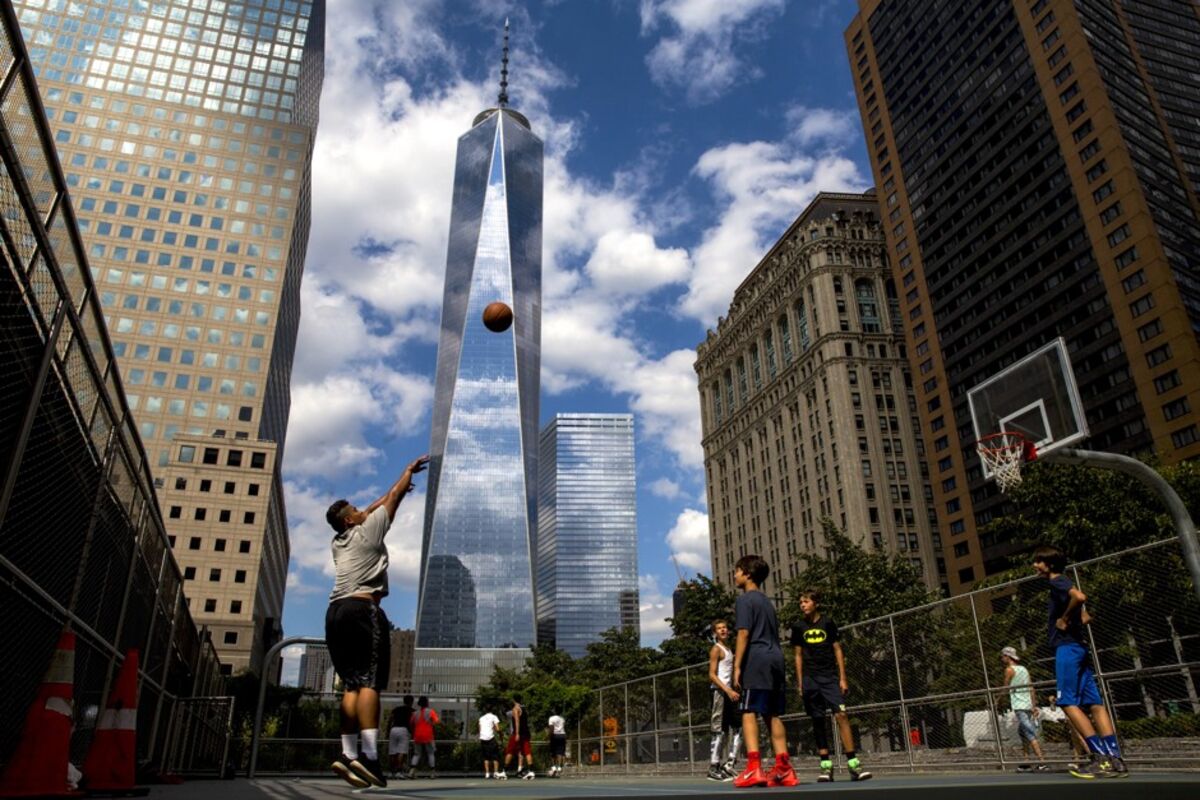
[791,589,870,782]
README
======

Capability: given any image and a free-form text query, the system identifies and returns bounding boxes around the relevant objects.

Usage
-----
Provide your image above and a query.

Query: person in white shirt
[479,707,503,779]
[547,711,568,776]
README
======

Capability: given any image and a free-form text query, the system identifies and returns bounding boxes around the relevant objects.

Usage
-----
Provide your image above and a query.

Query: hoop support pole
[1044,448,1200,606]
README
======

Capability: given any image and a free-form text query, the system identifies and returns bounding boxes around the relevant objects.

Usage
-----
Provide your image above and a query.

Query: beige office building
[14,0,326,673]
[695,191,944,591]
[388,629,415,695]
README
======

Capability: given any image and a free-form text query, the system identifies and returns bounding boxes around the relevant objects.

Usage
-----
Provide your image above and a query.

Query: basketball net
[976,432,1036,493]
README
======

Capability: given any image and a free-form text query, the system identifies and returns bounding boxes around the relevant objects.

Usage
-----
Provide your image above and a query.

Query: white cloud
[640,0,786,104]
[679,122,869,323]
[785,106,861,146]
[666,507,711,572]
[650,477,683,500]
[584,230,690,295]
[638,573,674,645]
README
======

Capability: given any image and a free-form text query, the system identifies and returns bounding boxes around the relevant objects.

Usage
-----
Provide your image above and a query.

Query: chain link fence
[576,538,1199,776]
[0,3,229,778]
[246,537,1198,777]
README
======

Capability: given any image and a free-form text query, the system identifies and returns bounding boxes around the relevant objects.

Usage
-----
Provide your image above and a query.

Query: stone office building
[696,191,944,592]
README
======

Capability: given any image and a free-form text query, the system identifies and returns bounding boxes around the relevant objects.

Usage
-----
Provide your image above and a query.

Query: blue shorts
[1014,709,1039,742]
[740,688,786,718]
[1055,642,1102,708]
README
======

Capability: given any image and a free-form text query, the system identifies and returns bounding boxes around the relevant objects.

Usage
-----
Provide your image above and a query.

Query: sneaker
[331,755,369,788]
[733,765,770,788]
[708,765,727,781]
[1069,754,1107,779]
[350,756,388,788]
[846,758,871,782]
[766,764,799,787]
[817,759,833,782]
[497,771,509,781]
[1034,764,1050,773]
[1106,757,1129,778]
[408,767,417,779]
[721,763,738,781]
[1016,764,1032,773]
[522,770,536,780]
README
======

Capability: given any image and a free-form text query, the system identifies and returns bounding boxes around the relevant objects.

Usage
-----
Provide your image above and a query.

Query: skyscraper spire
[498,18,510,108]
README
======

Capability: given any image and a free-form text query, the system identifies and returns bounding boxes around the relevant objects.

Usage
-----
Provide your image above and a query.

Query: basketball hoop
[977,432,1037,492]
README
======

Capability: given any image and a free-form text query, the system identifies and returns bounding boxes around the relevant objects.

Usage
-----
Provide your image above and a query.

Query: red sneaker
[767,765,799,787]
[733,765,770,788]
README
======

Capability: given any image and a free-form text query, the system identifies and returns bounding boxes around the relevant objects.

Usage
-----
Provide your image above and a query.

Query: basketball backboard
[967,337,1088,478]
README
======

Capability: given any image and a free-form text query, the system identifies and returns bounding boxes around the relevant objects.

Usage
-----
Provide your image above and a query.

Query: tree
[660,575,737,666]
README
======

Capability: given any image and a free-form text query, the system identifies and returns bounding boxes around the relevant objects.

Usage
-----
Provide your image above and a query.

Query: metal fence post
[684,665,694,772]
[1167,615,1200,713]
[624,682,631,774]
[970,595,1006,769]
[652,675,660,771]
[887,616,916,772]
[1073,565,1120,752]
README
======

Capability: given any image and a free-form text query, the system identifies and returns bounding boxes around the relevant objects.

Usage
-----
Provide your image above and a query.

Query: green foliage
[779,520,938,628]
[980,458,1200,566]
[660,575,736,666]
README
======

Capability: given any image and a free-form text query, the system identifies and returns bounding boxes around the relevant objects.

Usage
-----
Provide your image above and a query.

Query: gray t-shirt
[734,590,785,691]
[329,506,391,601]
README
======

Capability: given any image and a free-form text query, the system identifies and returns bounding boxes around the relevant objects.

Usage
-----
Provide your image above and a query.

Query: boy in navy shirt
[732,554,797,788]
[1032,545,1127,778]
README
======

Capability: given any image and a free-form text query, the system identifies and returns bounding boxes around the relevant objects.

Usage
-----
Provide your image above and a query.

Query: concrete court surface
[154,771,1200,800]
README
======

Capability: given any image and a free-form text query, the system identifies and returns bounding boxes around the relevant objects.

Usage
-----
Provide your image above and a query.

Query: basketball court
[157,771,1200,800]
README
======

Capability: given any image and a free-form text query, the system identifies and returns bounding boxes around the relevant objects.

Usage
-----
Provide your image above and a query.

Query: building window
[1114,247,1139,270]
[174,477,187,490]
[209,568,221,582]
[223,631,238,645]
[1129,294,1155,318]
[169,505,182,519]
[214,538,227,552]
[202,447,219,464]
[235,570,247,584]
[167,535,176,547]
[194,507,207,521]
[248,483,260,496]
[224,481,236,494]
[203,598,216,613]
[179,445,196,463]
[1171,425,1199,448]
[1121,270,1146,293]
[1145,344,1171,368]
[244,511,256,524]
[219,509,231,523]
[1153,370,1181,394]
[188,536,201,550]
[1137,318,1162,342]
[856,280,881,333]
[958,566,975,584]
[227,449,243,467]
[239,540,251,554]
[1163,398,1190,421]
[200,479,212,492]
[230,600,242,614]
[953,541,970,557]
[183,566,196,580]
[251,452,266,469]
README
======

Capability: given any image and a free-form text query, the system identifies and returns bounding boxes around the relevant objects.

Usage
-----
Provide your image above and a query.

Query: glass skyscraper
[413,81,542,693]
[537,414,639,658]
[13,0,325,673]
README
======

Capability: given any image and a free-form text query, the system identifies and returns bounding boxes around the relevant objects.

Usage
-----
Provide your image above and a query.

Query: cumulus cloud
[640,0,786,104]
[666,507,711,571]
[585,230,690,295]
[638,573,674,644]
[650,477,684,500]
[785,106,861,146]
[679,115,870,323]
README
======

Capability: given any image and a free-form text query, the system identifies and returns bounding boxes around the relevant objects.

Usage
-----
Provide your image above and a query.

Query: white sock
[361,728,379,759]
[342,734,358,759]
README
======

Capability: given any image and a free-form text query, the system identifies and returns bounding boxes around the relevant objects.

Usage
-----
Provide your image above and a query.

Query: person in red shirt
[408,696,440,779]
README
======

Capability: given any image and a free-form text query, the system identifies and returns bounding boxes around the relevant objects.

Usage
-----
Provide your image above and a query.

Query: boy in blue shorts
[732,554,797,788]
[1032,545,1127,778]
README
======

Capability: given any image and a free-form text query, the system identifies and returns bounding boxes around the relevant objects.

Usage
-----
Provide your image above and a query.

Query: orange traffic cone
[82,650,145,795]
[0,630,80,797]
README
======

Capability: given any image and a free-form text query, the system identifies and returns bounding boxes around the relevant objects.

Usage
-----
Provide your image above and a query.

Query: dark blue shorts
[802,674,846,718]
[1055,642,1102,708]
[740,688,786,718]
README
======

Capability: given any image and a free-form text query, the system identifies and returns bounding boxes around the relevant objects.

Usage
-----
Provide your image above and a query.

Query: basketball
[482,301,513,332]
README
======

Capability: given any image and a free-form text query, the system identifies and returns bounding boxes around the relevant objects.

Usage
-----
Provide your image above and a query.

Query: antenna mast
[498,18,510,108]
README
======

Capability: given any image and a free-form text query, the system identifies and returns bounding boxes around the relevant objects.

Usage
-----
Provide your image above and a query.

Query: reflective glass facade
[537,414,639,658]
[416,108,542,656]
[13,0,325,671]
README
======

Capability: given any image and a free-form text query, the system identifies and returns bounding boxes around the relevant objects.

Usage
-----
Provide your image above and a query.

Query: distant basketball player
[324,455,428,789]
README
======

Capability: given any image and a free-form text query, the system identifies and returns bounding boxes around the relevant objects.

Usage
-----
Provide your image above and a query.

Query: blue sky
[280,0,871,679]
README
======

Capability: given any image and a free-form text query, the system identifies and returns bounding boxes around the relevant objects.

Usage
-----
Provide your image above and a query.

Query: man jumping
[325,455,428,788]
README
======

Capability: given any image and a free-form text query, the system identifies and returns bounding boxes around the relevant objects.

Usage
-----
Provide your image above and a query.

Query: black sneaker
[817,759,834,782]
[1069,754,1106,779]
[1101,757,1128,778]
[707,765,726,781]
[332,755,369,788]
[350,756,388,788]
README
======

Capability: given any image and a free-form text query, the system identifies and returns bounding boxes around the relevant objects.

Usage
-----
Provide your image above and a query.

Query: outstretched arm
[366,455,429,522]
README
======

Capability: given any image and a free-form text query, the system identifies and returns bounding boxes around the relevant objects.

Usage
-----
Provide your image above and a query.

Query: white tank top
[716,642,733,685]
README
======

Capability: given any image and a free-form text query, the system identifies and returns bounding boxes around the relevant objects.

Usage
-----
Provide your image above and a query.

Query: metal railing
[247,537,1199,776]
[0,2,227,775]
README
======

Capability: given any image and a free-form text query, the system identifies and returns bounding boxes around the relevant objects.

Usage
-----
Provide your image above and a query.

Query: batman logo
[804,629,827,644]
